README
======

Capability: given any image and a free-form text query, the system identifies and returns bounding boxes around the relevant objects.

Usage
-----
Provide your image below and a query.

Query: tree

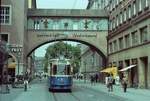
[44,41,81,74]
[43,58,48,72]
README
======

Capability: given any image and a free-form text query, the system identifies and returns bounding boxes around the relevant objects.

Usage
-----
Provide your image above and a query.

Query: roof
[27,9,109,18]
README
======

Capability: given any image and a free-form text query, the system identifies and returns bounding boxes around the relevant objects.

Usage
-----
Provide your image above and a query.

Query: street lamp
[16,46,22,75]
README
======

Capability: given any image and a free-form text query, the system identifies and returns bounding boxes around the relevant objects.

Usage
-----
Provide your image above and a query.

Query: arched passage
[27,39,106,60]
[26,38,107,74]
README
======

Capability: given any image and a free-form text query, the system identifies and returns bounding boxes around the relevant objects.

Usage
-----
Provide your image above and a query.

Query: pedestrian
[90,74,94,85]
[108,74,113,92]
[24,74,29,91]
[105,75,109,89]
[122,75,128,92]
[24,79,28,91]
[95,73,98,83]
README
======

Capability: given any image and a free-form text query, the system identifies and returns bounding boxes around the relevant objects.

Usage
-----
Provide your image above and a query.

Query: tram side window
[65,65,70,75]
[50,63,52,75]
[53,65,57,75]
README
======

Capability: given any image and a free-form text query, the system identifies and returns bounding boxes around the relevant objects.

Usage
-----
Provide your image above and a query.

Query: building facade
[107,0,150,88]
[87,0,110,9]
[34,56,45,72]
[79,44,104,79]
[0,0,29,76]
[0,0,37,76]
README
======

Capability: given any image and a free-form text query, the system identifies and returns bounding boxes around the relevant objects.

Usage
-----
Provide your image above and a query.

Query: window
[145,0,148,7]
[132,59,138,65]
[133,2,136,15]
[116,0,119,5]
[120,0,123,2]
[140,26,148,43]
[131,31,138,46]
[53,21,59,30]
[139,0,142,12]
[113,19,115,29]
[113,0,116,8]
[118,61,123,73]
[73,23,78,30]
[120,12,123,24]
[0,5,11,25]
[109,42,113,53]
[34,20,40,29]
[116,15,119,27]
[113,40,118,52]
[119,37,124,50]
[123,10,127,22]
[110,3,112,11]
[0,34,8,42]
[128,6,131,19]
[125,34,130,48]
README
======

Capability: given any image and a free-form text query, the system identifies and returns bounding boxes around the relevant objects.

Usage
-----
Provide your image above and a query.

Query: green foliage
[43,59,48,72]
[44,41,81,74]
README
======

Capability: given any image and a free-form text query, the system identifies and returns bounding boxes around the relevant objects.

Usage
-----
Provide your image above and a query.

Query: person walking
[108,74,113,92]
[90,74,94,85]
[122,75,128,92]
[95,73,98,83]
[24,74,29,91]
[105,75,109,90]
[24,79,28,91]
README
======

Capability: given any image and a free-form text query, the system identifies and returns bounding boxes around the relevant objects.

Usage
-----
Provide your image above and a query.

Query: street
[1,79,130,101]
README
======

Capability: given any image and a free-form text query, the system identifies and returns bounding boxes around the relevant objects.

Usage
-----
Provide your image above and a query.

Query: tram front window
[57,64,65,75]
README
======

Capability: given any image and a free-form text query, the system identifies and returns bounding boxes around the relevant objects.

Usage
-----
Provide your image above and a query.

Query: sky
[35,0,88,57]
[36,0,88,9]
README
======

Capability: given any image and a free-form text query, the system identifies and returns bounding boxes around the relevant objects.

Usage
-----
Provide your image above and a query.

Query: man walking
[122,75,128,92]
[108,74,113,92]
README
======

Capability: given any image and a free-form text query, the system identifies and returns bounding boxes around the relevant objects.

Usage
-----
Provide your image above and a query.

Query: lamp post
[16,46,22,75]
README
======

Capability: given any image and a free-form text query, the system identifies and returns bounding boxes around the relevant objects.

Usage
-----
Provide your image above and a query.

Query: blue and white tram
[48,58,73,92]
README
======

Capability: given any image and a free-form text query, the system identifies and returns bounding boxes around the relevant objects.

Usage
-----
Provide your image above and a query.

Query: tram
[48,57,73,92]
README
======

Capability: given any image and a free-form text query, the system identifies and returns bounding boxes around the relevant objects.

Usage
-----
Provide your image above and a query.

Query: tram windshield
[50,59,71,75]
[51,64,71,75]
[57,64,65,75]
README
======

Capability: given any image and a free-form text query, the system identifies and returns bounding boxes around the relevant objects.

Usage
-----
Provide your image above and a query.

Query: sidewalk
[0,85,24,101]
[0,79,36,101]
[75,79,150,101]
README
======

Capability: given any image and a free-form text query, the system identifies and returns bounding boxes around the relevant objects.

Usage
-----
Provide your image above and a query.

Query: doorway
[140,57,148,88]
[131,59,138,88]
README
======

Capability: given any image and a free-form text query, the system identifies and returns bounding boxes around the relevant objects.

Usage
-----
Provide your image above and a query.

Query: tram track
[52,92,81,101]
[52,93,59,101]
[70,93,81,101]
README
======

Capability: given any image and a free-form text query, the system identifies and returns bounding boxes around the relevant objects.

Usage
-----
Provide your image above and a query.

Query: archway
[26,39,107,81]
[27,39,106,59]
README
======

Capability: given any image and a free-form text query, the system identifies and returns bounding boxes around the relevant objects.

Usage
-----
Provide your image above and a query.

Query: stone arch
[27,38,106,60]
